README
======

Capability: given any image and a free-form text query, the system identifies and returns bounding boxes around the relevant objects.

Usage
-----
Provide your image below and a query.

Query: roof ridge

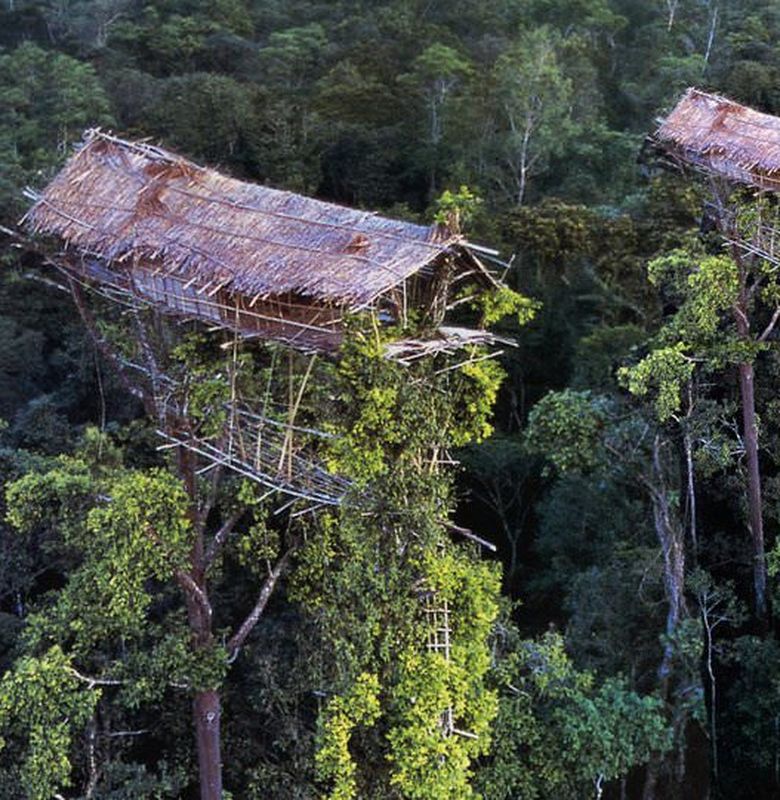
[80,129,457,252]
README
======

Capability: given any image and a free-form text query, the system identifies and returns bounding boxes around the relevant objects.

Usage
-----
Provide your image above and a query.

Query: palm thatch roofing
[653,88,780,191]
[22,130,495,308]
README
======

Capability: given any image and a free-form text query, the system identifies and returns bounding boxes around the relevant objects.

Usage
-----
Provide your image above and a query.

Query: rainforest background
[1,0,780,798]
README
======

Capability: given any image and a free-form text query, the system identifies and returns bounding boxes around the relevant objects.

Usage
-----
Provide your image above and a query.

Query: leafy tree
[478,629,670,800]
[42,0,132,52]
[525,389,704,794]
[399,43,473,197]
[622,233,780,619]
[291,333,516,799]
[0,41,112,218]
[0,645,98,799]
[258,23,329,91]
[145,73,260,168]
[487,27,575,206]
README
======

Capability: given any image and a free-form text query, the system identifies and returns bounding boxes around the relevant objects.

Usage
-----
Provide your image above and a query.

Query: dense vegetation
[2,0,780,797]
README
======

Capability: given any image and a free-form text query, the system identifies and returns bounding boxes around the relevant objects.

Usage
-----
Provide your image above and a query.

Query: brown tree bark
[737,357,767,619]
[728,237,770,620]
[194,690,223,800]
[66,290,299,799]
[176,446,224,800]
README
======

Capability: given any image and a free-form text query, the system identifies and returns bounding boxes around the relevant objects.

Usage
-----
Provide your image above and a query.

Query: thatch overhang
[22,130,497,313]
[652,88,780,191]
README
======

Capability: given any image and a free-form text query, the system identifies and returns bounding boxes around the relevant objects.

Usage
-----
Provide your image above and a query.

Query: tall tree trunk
[178,446,224,800]
[738,357,767,619]
[727,239,769,620]
[651,436,687,682]
[643,435,688,800]
[684,381,698,556]
[194,690,222,800]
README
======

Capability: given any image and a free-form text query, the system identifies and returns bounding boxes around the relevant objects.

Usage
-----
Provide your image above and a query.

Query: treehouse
[651,88,780,191]
[649,88,780,267]
[19,130,512,509]
[23,130,500,354]
[22,133,500,714]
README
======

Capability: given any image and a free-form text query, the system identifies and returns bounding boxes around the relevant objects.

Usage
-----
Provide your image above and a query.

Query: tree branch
[131,310,165,424]
[174,568,213,623]
[227,548,294,661]
[197,464,225,533]
[758,305,780,342]
[67,667,123,690]
[105,728,150,738]
[204,509,244,570]
[732,302,750,331]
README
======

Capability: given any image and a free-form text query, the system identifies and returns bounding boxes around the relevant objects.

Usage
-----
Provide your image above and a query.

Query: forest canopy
[2,1,780,799]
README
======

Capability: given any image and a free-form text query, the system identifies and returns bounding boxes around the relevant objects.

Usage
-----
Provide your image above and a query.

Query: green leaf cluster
[477,286,540,328]
[478,632,670,799]
[0,646,98,800]
[524,390,607,473]
[324,333,506,482]
[618,343,694,422]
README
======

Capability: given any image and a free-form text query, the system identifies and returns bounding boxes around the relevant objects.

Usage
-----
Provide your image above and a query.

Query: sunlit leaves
[525,389,608,473]
[316,672,381,800]
[477,286,540,327]
[7,462,192,649]
[619,343,694,422]
[0,646,98,800]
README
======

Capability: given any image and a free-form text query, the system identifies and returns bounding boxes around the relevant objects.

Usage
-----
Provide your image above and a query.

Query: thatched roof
[653,88,780,190]
[23,130,491,307]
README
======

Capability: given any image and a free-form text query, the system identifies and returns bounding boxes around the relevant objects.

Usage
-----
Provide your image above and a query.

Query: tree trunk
[643,436,688,800]
[67,284,232,798]
[738,358,768,619]
[651,436,687,682]
[177,446,224,799]
[727,240,769,621]
[194,690,223,800]
[684,381,697,556]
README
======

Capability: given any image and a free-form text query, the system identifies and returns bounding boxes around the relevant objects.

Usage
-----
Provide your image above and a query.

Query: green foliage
[490,27,575,204]
[325,332,506,482]
[7,461,195,655]
[478,631,670,800]
[457,357,507,445]
[623,240,778,436]
[235,516,280,575]
[648,250,741,341]
[8,1,780,797]
[477,286,540,328]
[6,456,94,541]
[316,672,382,800]
[433,185,482,232]
[719,635,780,793]
[308,519,502,800]
[295,332,504,799]
[0,645,98,800]
[506,198,598,268]
[619,343,694,422]
[572,325,646,392]
[524,390,607,473]
[1,436,229,793]
[0,41,113,216]
[146,72,260,167]
[386,549,500,800]
[259,23,328,89]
